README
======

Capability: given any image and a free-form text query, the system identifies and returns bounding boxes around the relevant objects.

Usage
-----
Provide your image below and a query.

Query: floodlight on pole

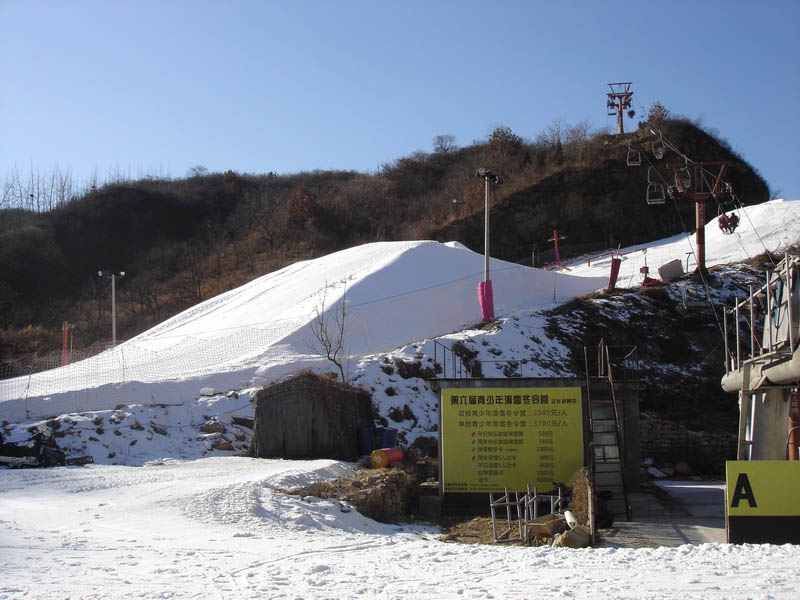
[98,270,125,347]
[476,168,501,322]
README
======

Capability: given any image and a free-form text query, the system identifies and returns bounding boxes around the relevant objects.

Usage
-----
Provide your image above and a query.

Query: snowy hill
[0,240,606,423]
[1,199,799,455]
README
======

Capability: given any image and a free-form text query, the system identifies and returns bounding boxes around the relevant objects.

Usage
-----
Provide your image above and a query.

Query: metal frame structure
[606,82,634,135]
[663,161,733,274]
[721,252,800,460]
[489,484,567,543]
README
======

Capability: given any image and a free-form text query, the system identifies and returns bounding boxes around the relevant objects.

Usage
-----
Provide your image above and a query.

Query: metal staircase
[586,340,633,520]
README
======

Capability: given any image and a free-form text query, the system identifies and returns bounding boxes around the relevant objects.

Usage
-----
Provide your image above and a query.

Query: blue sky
[2,0,799,198]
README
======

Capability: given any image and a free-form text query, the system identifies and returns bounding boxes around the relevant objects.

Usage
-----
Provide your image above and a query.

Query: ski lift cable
[638,141,726,336]
[649,129,692,164]
[700,169,714,196]
[732,228,752,262]
[652,138,765,264]
[649,130,740,191]
[650,128,743,188]
[731,191,776,268]
[637,132,757,332]
[640,130,775,345]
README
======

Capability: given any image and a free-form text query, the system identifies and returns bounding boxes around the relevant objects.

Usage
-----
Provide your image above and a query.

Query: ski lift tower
[665,161,733,275]
[607,82,635,135]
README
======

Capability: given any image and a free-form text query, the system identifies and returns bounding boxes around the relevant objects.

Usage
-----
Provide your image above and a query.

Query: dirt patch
[394,358,436,379]
[281,460,435,523]
[440,514,565,547]
[440,516,499,545]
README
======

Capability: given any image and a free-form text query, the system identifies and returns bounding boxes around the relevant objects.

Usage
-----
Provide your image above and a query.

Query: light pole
[476,168,501,322]
[98,270,125,347]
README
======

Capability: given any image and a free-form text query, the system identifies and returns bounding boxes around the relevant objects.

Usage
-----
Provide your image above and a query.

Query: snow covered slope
[3,200,800,424]
[564,199,800,286]
[0,240,605,421]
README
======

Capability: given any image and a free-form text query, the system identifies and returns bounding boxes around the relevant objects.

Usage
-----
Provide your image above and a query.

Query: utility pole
[477,168,501,322]
[98,270,125,347]
[606,82,635,135]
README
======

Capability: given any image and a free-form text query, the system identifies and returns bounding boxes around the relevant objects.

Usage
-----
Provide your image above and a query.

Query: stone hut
[250,372,375,461]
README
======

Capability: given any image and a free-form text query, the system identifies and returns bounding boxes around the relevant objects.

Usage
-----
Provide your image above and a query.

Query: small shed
[250,372,375,461]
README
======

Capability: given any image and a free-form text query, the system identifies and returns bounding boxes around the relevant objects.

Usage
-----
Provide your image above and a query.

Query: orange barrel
[370,447,403,469]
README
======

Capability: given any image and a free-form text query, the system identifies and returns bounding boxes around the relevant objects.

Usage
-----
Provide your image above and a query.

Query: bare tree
[240,185,286,250]
[565,120,592,164]
[307,281,349,381]
[645,102,670,128]
[187,164,209,177]
[127,272,166,324]
[433,134,457,154]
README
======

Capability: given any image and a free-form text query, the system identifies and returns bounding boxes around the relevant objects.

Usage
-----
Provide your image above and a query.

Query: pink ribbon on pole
[608,257,622,290]
[478,280,495,322]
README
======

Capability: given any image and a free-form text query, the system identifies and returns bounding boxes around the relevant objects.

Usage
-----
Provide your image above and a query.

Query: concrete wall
[639,417,737,473]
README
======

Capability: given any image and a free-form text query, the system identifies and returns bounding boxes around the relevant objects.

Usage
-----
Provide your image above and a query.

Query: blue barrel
[358,426,375,456]
[376,427,397,448]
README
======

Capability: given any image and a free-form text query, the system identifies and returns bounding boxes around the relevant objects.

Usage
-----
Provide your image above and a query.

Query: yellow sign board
[726,461,800,517]
[440,387,584,493]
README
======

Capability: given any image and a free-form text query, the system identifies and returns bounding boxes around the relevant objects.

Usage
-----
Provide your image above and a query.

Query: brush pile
[281,464,416,523]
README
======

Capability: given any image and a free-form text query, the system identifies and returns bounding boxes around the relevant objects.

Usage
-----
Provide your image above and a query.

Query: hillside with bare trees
[0,110,770,370]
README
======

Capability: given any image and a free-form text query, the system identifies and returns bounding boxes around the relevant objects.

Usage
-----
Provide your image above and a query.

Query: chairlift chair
[675,166,692,190]
[626,143,641,167]
[681,285,710,310]
[714,181,734,199]
[646,183,666,205]
[667,185,678,199]
[652,138,666,160]
[717,199,740,235]
[717,197,736,216]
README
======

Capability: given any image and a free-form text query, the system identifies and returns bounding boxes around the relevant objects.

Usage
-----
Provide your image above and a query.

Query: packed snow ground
[2,199,800,599]
[3,458,800,600]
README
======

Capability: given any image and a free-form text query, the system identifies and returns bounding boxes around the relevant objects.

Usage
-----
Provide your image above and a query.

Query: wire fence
[431,338,639,382]
[0,341,116,381]
[0,321,303,423]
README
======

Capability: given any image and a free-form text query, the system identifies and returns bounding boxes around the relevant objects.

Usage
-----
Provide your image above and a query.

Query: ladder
[587,340,632,520]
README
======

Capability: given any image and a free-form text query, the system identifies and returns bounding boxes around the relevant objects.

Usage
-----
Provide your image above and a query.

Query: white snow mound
[0,240,605,421]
